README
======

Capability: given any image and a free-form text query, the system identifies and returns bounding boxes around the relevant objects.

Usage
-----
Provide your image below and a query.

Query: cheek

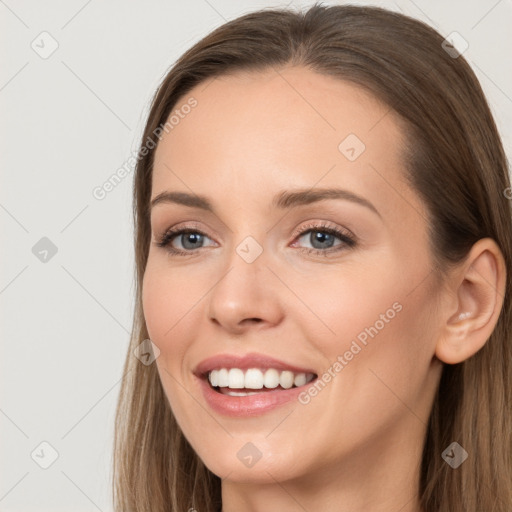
[288,279,437,462]
[142,259,202,344]
[297,258,404,353]
[301,255,436,408]
[329,271,438,413]
[142,267,170,344]
[142,264,203,418]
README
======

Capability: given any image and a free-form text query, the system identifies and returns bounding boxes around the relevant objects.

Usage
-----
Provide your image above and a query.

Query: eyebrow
[150,188,381,217]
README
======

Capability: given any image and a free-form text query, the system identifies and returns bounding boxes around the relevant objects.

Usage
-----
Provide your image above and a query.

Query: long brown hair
[112,4,512,511]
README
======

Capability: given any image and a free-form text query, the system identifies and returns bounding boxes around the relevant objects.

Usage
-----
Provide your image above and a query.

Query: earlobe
[435,238,506,365]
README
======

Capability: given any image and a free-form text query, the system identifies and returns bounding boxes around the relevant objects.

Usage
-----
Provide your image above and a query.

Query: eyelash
[155,222,356,258]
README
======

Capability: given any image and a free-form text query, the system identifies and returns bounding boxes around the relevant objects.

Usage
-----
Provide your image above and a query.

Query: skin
[142,67,506,512]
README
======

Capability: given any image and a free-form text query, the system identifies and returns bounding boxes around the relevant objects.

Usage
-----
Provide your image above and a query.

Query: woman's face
[143,67,445,485]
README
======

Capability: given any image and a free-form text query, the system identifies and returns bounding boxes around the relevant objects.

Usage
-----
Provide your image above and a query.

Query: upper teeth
[208,368,314,390]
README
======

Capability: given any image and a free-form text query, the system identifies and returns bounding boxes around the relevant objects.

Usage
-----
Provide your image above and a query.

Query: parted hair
[113,4,512,511]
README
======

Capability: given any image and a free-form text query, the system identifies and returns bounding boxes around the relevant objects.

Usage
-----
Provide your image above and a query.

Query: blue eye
[155,223,356,257]
[156,229,215,254]
[294,226,356,256]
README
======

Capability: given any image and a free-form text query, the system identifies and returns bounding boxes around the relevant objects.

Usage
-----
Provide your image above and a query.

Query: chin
[192,439,306,484]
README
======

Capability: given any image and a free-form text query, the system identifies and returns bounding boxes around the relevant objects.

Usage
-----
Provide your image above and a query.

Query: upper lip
[194,352,317,377]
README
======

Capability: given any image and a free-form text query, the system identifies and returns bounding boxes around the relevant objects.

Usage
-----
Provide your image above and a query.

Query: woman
[113,4,512,511]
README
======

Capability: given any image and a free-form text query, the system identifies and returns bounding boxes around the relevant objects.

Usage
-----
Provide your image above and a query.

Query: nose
[207,245,285,335]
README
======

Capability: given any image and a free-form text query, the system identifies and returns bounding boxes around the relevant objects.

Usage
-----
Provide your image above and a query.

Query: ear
[435,238,507,364]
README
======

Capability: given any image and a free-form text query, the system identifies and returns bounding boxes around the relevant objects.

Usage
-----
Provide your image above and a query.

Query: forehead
[151,66,421,220]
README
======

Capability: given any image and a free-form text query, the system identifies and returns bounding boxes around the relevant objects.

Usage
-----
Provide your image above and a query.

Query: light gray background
[1,0,511,510]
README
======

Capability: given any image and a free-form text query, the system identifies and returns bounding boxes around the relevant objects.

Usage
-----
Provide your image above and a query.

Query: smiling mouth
[204,368,317,396]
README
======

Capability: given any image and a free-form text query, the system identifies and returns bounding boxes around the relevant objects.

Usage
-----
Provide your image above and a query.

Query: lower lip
[197,376,313,417]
